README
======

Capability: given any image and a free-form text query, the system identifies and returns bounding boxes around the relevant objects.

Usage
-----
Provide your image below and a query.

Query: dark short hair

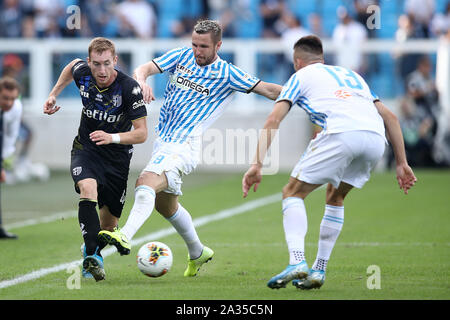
[193,19,222,44]
[0,76,20,92]
[293,35,323,55]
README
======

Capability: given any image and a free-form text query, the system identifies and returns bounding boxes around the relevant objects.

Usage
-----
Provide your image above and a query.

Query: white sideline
[0,193,282,290]
[5,210,78,230]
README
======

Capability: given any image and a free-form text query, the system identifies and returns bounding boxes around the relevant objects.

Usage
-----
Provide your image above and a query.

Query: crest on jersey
[73,166,82,176]
[112,94,122,108]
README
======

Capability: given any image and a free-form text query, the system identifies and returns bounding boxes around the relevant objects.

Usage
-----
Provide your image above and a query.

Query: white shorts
[291,130,386,189]
[142,137,201,196]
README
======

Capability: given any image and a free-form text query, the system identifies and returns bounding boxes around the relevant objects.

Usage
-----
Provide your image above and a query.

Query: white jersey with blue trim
[277,63,386,140]
[153,47,260,143]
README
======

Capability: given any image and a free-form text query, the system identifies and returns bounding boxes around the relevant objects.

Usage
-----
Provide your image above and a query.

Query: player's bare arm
[89,117,148,146]
[242,100,290,198]
[44,58,82,115]
[251,81,282,100]
[374,100,417,194]
[133,61,160,103]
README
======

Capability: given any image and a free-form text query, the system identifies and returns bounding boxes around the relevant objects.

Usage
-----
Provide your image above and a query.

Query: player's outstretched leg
[184,246,214,277]
[98,227,131,255]
[163,201,214,277]
[267,261,309,289]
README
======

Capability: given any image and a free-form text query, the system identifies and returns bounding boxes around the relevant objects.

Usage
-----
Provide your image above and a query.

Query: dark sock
[78,199,101,256]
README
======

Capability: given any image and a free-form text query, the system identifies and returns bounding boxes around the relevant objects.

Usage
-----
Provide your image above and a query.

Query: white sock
[282,197,307,265]
[167,203,203,259]
[121,185,156,240]
[312,205,344,271]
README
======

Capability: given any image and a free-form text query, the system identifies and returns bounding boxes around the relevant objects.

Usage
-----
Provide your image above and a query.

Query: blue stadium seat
[157,15,177,38]
[156,0,184,16]
[320,0,344,36]
[435,0,448,12]
[235,0,262,38]
[380,0,397,15]
[378,13,398,38]
[184,0,203,17]
[286,0,317,23]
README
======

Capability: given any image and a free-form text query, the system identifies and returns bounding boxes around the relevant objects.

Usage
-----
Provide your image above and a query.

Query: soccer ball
[136,241,173,277]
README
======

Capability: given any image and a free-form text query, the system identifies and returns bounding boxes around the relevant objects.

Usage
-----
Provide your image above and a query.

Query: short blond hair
[193,20,222,44]
[88,37,116,58]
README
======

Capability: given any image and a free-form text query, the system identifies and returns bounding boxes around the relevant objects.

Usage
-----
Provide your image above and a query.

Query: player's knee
[136,171,165,192]
[77,180,97,199]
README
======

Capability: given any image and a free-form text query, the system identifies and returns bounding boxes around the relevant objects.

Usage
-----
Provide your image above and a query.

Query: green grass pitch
[0,169,449,300]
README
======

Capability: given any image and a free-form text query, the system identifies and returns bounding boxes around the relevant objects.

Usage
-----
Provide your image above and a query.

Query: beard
[195,54,215,66]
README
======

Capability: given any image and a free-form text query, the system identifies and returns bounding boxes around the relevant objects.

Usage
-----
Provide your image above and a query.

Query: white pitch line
[4,210,78,230]
[0,193,282,290]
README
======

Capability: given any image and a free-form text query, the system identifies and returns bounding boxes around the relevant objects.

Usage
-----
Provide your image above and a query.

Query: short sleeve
[124,79,147,121]
[276,73,301,106]
[228,64,260,93]
[71,60,90,85]
[370,89,380,102]
[152,47,185,74]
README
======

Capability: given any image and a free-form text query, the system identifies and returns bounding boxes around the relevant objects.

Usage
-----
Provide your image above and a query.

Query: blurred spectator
[206,0,235,37]
[279,14,311,78]
[81,0,118,37]
[1,55,49,184]
[21,13,36,38]
[259,0,285,38]
[406,55,440,124]
[0,0,23,38]
[353,0,379,38]
[281,14,311,61]
[398,97,437,167]
[431,1,450,37]
[33,0,65,38]
[115,0,157,39]
[1,54,28,96]
[206,0,257,38]
[281,13,311,61]
[404,0,435,38]
[394,14,422,87]
[308,12,327,38]
[332,6,368,74]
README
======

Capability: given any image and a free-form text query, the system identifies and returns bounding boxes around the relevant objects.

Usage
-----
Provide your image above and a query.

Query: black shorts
[70,148,131,218]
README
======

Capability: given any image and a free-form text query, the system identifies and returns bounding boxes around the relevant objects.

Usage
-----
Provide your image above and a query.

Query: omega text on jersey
[173,75,210,96]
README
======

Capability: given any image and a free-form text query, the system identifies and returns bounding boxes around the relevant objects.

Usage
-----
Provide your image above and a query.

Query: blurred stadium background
[0,0,449,208]
[0,0,449,300]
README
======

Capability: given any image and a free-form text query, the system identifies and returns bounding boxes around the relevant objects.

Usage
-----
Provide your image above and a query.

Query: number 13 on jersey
[321,66,363,90]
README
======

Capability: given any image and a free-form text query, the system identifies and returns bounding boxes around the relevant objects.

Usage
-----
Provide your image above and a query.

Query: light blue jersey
[277,63,385,139]
[153,47,260,143]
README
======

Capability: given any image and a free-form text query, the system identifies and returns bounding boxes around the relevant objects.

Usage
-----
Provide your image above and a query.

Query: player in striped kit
[99,20,282,277]
[242,35,417,289]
